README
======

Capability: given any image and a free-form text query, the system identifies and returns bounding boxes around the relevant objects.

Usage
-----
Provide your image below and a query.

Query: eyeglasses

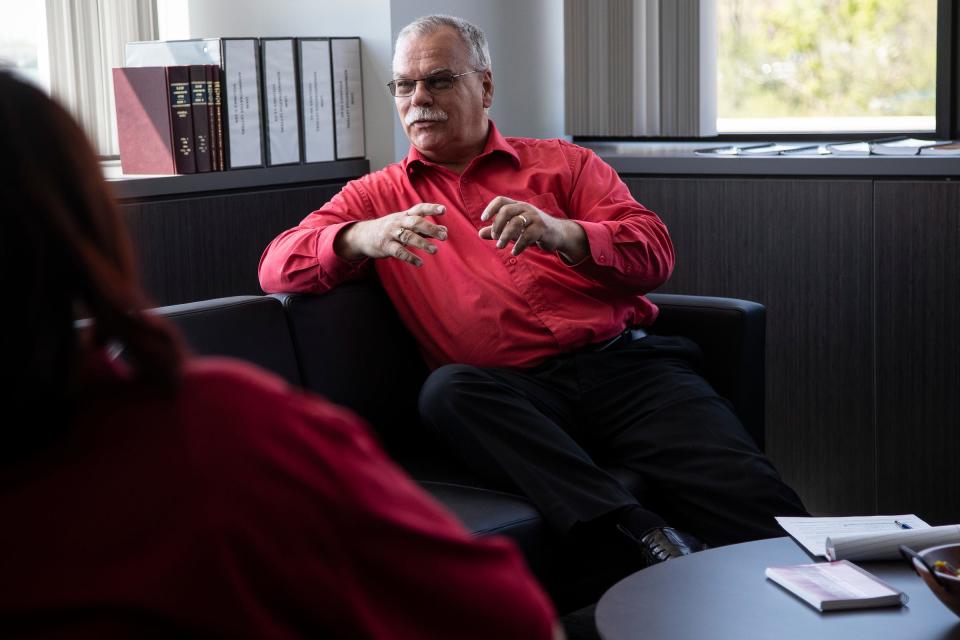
[387,70,482,98]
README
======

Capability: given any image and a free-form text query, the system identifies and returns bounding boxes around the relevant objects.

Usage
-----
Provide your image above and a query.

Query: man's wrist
[334,222,366,261]
[556,220,588,264]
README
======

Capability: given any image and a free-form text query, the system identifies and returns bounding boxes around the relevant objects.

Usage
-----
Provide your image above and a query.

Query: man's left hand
[479,196,588,263]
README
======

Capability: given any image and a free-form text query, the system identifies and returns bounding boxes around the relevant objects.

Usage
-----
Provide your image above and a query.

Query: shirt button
[508,257,517,265]
[598,254,606,263]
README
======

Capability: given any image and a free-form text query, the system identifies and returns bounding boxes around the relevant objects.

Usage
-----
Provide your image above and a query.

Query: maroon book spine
[167,65,197,174]
[113,66,176,175]
[189,65,212,172]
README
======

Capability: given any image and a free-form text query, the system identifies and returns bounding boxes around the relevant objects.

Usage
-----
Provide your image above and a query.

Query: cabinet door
[120,183,345,306]
[875,181,960,524]
[624,177,875,516]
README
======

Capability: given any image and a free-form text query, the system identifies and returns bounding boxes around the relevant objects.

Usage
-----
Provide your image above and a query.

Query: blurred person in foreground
[0,70,560,639]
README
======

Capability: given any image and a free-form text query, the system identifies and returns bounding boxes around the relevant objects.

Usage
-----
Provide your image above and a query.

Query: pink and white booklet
[766,560,908,612]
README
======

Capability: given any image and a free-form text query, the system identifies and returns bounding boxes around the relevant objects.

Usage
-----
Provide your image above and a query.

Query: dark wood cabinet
[120,183,346,306]
[875,181,960,524]
[621,175,960,523]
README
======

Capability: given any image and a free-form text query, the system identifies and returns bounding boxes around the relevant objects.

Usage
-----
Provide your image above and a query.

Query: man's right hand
[334,203,448,267]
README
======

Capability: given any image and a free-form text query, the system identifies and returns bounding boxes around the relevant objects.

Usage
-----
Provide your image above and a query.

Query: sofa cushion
[152,296,302,386]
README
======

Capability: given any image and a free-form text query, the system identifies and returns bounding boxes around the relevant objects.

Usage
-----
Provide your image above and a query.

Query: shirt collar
[402,120,520,175]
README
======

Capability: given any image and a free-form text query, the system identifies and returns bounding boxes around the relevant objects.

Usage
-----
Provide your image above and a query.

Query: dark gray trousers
[418,334,808,547]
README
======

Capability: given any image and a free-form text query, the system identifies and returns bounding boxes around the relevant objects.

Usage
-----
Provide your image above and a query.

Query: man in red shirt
[260,15,808,564]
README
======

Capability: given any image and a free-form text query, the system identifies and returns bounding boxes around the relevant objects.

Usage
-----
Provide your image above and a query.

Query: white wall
[178,0,564,170]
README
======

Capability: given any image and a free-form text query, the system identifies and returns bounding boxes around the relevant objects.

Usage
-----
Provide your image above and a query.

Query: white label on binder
[299,40,335,163]
[331,38,365,159]
[263,39,302,165]
[224,39,263,168]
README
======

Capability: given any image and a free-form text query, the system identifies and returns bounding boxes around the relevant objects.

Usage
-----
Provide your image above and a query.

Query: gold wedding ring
[395,227,405,242]
[517,214,529,228]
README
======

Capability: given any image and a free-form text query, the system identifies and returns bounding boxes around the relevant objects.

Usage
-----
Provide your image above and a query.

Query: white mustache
[405,107,449,126]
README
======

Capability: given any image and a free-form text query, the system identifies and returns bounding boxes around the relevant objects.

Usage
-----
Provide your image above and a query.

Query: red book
[189,65,212,172]
[113,66,174,174]
[113,66,196,174]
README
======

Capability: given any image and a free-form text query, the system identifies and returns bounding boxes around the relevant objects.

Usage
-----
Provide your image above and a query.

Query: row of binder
[117,37,365,175]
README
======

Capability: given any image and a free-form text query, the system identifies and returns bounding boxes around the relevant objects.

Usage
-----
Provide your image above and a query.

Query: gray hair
[394,15,491,71]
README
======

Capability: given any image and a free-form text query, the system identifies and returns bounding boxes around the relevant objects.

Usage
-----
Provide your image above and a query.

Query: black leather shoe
[618,525,706,566]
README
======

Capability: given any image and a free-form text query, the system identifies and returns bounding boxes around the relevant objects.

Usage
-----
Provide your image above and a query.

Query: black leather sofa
[154,281,766,612]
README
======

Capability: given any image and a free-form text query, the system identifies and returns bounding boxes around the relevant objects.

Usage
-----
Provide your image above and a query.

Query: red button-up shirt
[259,122,674,369]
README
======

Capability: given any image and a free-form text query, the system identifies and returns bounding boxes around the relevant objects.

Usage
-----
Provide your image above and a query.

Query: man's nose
[410,80,434,107]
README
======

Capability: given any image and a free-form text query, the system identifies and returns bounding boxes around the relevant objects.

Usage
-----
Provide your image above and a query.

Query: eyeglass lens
[390,74,456,97]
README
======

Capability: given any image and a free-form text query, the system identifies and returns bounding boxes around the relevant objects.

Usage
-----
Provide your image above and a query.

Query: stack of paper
[776,515,960,561]
[870,138,946,155]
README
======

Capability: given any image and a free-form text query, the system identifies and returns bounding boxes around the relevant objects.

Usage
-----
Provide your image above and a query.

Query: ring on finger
[395,227,405,243]
[517,214,529,228]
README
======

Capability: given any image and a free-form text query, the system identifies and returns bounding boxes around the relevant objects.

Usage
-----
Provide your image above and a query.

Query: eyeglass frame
[386,69,484,98]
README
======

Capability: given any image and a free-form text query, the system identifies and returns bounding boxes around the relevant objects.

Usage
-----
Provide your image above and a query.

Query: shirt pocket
[525,192,570,220]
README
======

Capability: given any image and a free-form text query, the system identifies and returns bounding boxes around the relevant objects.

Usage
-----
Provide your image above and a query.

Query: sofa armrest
[646,293,765,450]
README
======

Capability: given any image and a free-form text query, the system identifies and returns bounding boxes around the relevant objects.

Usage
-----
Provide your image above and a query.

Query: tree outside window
[718,0,938,133]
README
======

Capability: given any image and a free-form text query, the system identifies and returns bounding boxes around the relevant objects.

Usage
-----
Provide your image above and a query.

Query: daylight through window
[717,0,938,134]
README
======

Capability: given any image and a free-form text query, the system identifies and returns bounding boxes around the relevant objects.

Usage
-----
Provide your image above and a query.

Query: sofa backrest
[152,295,302,386]
[273,283,432,456]
[154,284,433,456]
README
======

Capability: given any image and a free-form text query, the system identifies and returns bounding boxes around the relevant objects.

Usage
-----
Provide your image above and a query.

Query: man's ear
[482,69,494,108]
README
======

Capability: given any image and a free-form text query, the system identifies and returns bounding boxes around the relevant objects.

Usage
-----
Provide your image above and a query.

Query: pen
[894,520,912,530]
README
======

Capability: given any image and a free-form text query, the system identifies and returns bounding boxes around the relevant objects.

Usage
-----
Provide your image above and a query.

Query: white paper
[776,514,930,557]
[125,39,222,67]
[299,39,335,163]
[262,39,302,165]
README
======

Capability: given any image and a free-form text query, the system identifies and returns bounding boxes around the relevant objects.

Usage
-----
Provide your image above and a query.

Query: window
[717,0,938,134]
[0,1,48,89]
[0,0,157,156]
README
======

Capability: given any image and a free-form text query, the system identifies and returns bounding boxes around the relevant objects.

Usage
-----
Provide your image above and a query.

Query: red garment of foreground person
[0,70,556,639]
[1,355,555,639]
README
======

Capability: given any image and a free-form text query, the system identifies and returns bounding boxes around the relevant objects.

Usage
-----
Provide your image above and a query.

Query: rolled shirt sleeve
[258,183,374,294]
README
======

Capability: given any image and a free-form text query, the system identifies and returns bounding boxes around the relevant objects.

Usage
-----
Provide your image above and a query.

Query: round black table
[595,537,960,639]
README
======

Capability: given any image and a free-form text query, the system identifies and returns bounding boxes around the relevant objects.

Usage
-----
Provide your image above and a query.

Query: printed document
[776,515,930,557]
